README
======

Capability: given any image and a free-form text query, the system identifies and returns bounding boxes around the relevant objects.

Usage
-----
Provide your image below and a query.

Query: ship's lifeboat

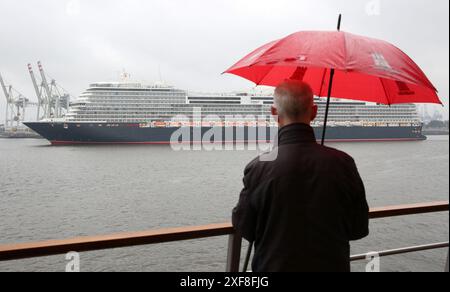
[154,121,167,128]
[139,123,151,128]
[169,122,182,127]
[202,122,216,127]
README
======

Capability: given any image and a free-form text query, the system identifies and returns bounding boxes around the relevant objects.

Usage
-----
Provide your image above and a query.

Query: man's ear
[271,105,278,117]
[311,104,318,121]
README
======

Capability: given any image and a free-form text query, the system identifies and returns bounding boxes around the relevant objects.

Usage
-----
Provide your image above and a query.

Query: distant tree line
[424,120,449,129]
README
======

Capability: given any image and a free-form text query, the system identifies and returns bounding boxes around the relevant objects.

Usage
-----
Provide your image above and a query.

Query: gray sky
[0,0,448,121]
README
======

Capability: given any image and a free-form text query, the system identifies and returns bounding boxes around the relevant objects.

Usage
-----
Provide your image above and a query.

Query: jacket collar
[278,123,317,146]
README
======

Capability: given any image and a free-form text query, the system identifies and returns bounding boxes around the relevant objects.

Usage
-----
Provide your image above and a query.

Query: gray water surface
[0,136,448,272]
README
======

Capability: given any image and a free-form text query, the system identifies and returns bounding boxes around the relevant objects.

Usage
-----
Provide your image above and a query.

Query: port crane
[0,72,37,128]
[28,61,70,120]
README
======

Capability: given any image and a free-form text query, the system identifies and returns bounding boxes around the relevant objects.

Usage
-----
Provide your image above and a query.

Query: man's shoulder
[316,144,356,165]
[243,152,276,178]
[244,144,356,175]
[244,156,265,174]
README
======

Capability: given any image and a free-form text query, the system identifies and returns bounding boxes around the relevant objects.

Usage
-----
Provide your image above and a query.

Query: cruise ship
[24,82,426,145]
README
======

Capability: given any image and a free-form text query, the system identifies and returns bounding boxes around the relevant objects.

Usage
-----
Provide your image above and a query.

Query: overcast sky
[0,0,448,121]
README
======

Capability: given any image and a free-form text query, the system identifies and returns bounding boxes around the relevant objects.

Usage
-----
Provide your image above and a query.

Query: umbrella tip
[337,14,342,31]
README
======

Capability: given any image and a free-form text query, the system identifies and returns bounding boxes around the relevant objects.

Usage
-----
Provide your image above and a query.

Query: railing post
[226,233,242,272]
[445,249,449,272]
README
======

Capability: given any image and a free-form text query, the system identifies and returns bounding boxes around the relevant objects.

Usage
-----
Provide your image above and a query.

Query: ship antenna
[120,69,131,82]
[158,65,164,85]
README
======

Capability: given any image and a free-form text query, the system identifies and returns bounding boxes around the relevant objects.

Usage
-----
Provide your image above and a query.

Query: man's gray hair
[274,80,314,120]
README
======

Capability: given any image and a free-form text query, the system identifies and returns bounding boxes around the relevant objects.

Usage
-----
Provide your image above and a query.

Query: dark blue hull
[24,122,426,145]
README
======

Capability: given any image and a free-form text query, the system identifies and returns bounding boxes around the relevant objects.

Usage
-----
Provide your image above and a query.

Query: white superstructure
[64,82,421,127]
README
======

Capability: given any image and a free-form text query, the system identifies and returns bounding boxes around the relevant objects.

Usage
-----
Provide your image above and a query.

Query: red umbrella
[224,15,443,144]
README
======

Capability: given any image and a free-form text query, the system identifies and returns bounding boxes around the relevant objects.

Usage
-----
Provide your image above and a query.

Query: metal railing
[0,201,448,272]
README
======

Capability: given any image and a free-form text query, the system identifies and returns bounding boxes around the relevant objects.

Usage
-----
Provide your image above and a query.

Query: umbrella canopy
[226,21,444,265]
[225,30,442,105]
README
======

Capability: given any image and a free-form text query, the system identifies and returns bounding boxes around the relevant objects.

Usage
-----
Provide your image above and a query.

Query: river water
[0,136,448,272]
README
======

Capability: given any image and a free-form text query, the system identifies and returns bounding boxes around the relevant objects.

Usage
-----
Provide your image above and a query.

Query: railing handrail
[350,242,449,262]
[0,201,448,264]
[368,201,449,219]
[0,223,234,262]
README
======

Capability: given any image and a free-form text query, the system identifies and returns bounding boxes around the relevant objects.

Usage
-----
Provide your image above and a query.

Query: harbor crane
[0,72,37,128]
[28,61,70,120]
[27,63,45,120]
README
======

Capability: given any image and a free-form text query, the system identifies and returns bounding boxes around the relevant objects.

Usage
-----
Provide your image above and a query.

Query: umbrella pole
[242,240,253,272]
[321,69,335,145]
[321,14,342,146]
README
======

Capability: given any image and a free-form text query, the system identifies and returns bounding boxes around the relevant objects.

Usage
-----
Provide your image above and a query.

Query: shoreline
[423,130,449,136]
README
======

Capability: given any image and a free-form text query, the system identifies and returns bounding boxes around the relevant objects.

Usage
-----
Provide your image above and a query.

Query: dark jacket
[232,123,369,272]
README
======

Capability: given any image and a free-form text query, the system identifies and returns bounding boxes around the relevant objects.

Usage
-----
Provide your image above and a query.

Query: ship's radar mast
[120,70,131,82]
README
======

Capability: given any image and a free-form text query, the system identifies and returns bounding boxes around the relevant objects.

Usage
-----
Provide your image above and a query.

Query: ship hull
[25,122,426,145]
[24,122,427,145]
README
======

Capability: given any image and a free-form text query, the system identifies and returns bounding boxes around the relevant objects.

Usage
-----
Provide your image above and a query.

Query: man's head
[272,80,317,127]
